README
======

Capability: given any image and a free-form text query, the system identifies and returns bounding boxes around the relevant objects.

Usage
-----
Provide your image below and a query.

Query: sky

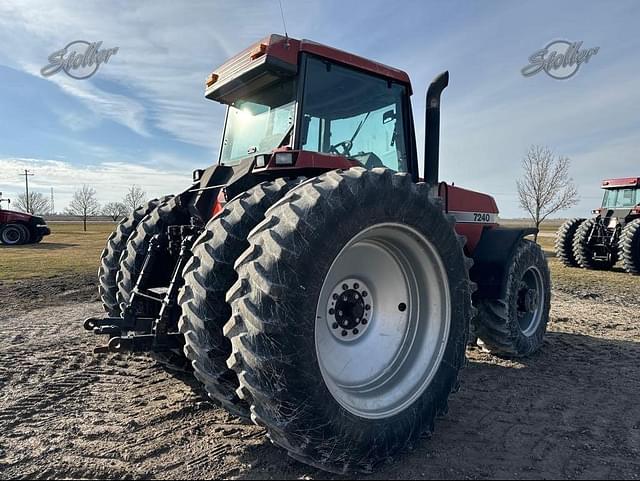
[0,0,638,218]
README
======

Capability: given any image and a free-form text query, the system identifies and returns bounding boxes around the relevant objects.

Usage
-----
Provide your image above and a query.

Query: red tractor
[556,177,640,274]
[85,35,551,473]
[0,195,50,245]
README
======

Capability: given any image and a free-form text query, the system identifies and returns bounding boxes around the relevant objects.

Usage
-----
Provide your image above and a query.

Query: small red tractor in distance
[85,35,551,473]
[0,194,50,245]
[556,177,640,274]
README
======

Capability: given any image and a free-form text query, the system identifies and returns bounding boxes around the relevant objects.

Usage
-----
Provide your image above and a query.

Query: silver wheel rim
[314,223,451,419]
[517,266,545,336]
[3,227,20,244]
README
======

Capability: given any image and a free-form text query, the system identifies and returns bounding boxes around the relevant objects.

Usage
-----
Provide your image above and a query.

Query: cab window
[300,57,408,172]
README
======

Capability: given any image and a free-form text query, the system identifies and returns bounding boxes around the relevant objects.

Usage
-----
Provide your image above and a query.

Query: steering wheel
[329,140,353,157]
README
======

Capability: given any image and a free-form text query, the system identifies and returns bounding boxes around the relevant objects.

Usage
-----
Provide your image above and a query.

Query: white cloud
[0,157,192,211]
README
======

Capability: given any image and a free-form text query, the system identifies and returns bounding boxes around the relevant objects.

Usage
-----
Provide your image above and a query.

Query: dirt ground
[1,275,639,479]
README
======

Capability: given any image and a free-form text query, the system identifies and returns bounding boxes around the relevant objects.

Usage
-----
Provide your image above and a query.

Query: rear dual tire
[555,218,585,267]
[179,178,300,418]
[224,168,473,473]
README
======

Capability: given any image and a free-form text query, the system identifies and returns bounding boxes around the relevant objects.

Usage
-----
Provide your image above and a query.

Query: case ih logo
[521,40,599,80]
[41,40,119,80]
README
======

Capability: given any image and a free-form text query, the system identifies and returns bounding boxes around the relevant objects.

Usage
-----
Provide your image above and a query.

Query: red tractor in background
[86,35,551,473]
[0,194,50,245]
[556,177,640,274]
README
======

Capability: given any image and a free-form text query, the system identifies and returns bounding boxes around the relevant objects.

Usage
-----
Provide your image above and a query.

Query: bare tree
[103,202,128,222]
[123,185,146,213]
[517,145,579,241]
[65,185,101,231]
[15,192,51,215]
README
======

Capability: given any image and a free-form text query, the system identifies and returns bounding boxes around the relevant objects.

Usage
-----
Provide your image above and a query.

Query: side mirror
[382,109,396,124]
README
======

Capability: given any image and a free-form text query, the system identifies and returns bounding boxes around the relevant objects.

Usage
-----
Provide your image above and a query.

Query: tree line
[13,185,148,231]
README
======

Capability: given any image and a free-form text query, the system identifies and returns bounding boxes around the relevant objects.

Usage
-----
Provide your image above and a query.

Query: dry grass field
[0,222,114,281]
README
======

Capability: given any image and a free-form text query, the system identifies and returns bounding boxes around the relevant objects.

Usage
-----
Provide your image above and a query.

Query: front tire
[179,179,298,418]
[0,224,28,245]
[225,168,473,473]
[620,219,640,274]
[474,239,551,357]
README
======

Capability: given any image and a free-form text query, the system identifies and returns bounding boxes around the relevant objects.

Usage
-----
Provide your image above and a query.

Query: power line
[21,169,34,213]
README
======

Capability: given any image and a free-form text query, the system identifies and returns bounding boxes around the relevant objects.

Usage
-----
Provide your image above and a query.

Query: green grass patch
[0,222,114,281]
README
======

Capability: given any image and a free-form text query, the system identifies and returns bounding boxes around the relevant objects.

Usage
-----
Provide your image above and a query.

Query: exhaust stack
[424,71,449,187]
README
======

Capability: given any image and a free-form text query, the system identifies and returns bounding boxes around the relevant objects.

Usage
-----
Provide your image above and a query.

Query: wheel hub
[326,278,372,340]
[315,223,451,419]
[3,228,19,243]
[516,266,545,335]
[518,284,539,313]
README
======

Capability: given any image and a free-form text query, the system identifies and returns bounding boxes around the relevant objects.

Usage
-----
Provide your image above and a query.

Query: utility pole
[21,169,34,213]
[50,187,54,215]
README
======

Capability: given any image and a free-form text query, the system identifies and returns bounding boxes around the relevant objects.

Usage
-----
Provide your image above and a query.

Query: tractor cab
[598,177,640,223]
[206,34,418,179]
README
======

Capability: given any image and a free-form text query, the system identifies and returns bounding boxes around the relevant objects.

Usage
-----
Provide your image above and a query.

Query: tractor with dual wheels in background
[556,177,640,274]
[85,34,552,473]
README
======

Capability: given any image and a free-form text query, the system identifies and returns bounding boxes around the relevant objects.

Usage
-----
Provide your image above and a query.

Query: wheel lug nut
[332,293,338,300]
[353,283,359,289]
[365,304,371,311]
[362,319,368,325]
[352,328,359,335]
[342,284,348,290]
[362,291,368,297]
[341,330,348,337]
[329,308,334,315]
[332,323,338,329]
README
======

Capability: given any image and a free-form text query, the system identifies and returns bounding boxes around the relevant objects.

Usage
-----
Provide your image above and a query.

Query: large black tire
[555,218,585,267]
[620,219,640,274]
[573,218,616,270]
[224,168,473,473]
[474,239,551,357]
[98,198,168,316]
[117,196,191,372]
[0,224,28,245]
[179,179,299,418]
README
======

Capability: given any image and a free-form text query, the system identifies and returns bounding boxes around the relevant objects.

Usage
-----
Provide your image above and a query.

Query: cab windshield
[602,188,639,208]
[220,79,296,165]
[299,57,408,172]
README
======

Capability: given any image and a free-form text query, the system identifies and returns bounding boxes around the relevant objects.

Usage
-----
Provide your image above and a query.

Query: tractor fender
[470,226,538,300]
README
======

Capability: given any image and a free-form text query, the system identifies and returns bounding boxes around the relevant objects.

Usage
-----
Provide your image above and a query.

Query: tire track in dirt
[1,292,639,480]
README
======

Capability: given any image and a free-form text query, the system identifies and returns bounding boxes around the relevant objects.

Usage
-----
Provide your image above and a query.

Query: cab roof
[206,34,412,97]
[602,177,640,189]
